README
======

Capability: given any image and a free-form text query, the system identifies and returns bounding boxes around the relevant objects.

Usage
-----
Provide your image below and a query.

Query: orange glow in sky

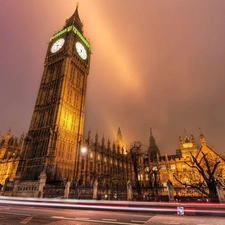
[1,0,225,154]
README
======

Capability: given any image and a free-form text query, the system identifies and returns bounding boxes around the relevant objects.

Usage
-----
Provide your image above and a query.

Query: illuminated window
[161,165,166,170]
[163,182,168,191]
[171,164,176,170]
[153,166,158,171]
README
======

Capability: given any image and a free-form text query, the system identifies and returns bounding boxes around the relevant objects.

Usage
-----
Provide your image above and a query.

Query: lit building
[0,128,23,187]
[70,127,134,200]
[1,5,225,200]
[139,129,225,200]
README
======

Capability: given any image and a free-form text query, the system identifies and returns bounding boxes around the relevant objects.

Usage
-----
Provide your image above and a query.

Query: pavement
[145,214,225,225]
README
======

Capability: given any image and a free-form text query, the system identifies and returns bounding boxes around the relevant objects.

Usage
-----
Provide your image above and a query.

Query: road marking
[131,220,147,223]
[20,216,33,224]
[75,217,89,220]
[51,216,147,225]
[51,216,64,219]
[163,222,180,225]
[0,212,31,216]
[103,219,117,221]
[52,216,90,220]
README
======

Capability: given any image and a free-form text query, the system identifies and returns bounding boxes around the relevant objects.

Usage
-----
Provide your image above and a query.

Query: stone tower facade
[17,6,91,182]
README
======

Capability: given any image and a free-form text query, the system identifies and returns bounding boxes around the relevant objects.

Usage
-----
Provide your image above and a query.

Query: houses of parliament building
[0,6,225,199]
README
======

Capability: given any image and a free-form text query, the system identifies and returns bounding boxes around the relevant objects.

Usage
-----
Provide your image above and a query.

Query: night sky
[1,0,225,155]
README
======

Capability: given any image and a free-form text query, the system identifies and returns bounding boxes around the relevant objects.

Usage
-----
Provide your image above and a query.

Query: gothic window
[90,161,93,171]
[81,159,85,170]
[50,65,55,75]
[56,60,62,76]
[104,165,107,174]
[70,63,76,84]
[76,72,81,88]
[74,94,79,107]
[67,87,70,102]
[97,163,100,173]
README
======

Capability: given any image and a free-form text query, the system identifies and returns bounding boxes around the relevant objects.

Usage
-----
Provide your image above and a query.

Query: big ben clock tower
[18,5,91,182]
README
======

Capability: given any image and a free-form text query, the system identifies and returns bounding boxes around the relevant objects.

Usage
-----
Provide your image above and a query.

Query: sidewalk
[145,214,225,225]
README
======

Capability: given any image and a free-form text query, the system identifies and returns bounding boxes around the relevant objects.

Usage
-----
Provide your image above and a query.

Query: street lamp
[80,145,90,187]
[81,147,87,154]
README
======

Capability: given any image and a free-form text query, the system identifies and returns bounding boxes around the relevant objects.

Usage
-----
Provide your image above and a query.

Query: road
[0,203,225,225]
[0,204,154,225]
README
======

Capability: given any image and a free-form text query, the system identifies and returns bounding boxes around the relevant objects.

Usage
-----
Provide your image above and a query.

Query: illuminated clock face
[51,38,65,53]
[75,42,87,60]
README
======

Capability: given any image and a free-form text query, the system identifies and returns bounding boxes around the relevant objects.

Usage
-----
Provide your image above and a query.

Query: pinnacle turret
[64,4,83,33]
[148,128,160,161]
[199,127,206,146]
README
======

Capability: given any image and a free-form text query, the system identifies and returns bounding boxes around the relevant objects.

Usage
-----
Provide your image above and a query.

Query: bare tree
[147,163,161,197]
[173,151,223,200]
[129,141,142,199]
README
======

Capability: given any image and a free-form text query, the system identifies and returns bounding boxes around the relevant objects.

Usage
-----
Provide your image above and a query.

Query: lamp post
[81,146,87,185]
[74,139,82,183]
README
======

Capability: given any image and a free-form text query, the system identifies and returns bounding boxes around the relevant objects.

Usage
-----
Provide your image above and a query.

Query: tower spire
[64,4,83,33]
[150,127,152,136]
[183,124,187,136]
[148,128,160,161]
[199,127,206,146]
[117,127,122,142]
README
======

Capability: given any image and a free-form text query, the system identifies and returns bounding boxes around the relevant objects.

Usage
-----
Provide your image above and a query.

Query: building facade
[1,6,224,200]
[0,129,23,187]
[68,127,134,200]
[139,129,225,201]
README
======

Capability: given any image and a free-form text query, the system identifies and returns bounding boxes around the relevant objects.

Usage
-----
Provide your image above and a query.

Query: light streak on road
[0,196,225,216]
